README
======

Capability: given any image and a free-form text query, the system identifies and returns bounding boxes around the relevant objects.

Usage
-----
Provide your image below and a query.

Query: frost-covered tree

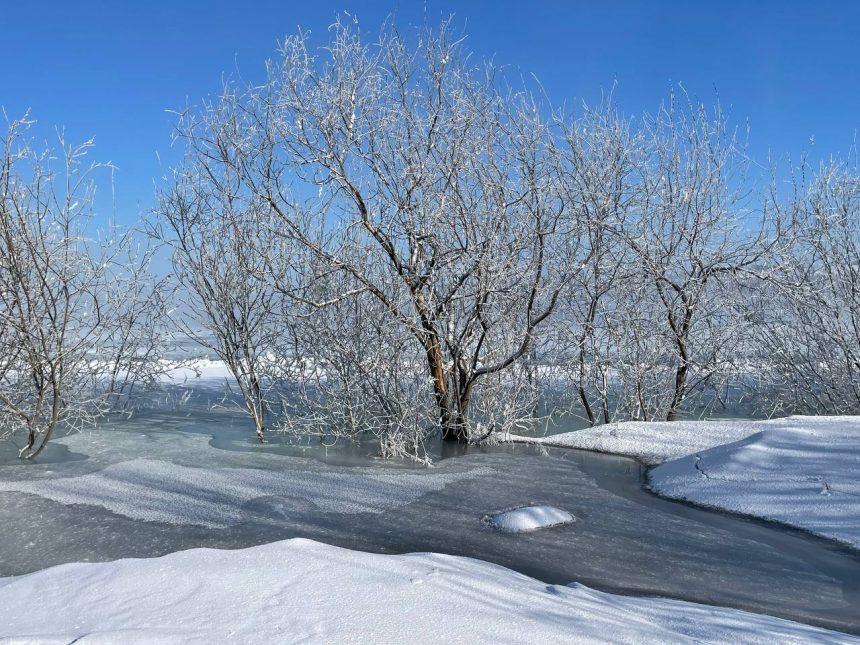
[99,231,176,412]
[623,95,775,420]
[756,156,860,413]
[171,18,575,447]
[547,100,641,425]
[0,116,164,458]
[153,165,293,442]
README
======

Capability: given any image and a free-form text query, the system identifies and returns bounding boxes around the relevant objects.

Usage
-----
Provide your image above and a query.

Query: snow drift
[0,538,853,644]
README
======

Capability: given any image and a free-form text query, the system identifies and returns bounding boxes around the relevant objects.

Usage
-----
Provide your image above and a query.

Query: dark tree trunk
[666,338,690,421]
[666,363,688,421]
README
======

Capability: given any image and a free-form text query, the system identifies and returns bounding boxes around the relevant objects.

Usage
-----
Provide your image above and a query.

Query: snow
[507,419,763,465]
[484,505,574,532]
[509,416,860,549]
[649,416,860,548]
[159,358,236,388]
[0,457,492,529]
[0,538,853,644]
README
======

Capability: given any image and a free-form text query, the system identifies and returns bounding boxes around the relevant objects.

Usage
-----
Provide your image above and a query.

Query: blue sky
[2,0,858,223]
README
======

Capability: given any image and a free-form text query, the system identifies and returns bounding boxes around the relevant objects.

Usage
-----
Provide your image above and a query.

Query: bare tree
[0,116,159,458]
[152,164,289,442]
[756,154,860,414]
[99,228,177,411]
[548,99,641,425]
[171,18,574,447]
[623,94,775,421]
[276,272,440,461]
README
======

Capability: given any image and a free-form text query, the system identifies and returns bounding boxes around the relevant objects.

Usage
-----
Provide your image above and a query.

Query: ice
[0,458,493,528]
[159,357,237,390]
[484,505,574,532]
[1,413,860,632]
[0,538,854,644]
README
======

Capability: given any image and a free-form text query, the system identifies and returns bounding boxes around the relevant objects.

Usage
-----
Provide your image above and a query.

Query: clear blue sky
[2,0,858,223]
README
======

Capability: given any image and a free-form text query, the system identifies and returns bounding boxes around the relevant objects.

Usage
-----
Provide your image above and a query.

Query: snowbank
[159,358,235,387]
[649,416,860,548]
[483,505,574,532]
[509,416,860,549]
[0,538,853,644]
[507,419,762,465]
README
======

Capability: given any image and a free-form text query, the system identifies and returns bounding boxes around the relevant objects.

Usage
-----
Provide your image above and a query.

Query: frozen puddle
[483,505,574,532]
[0,458,492,528]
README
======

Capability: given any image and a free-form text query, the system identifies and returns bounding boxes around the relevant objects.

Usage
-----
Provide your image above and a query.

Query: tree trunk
[19,381,62,460]
[440,408,467,442]
[578,299,599,425]
[19,420,55,461]
[250,374,266,443]
[666,307,693,422]
[420,326,470,442]
[666,350,689,421]
[600,368,610,424]
[578,350,596,426]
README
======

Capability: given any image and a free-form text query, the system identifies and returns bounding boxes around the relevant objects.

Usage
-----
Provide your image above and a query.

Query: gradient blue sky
[2,1,858,222]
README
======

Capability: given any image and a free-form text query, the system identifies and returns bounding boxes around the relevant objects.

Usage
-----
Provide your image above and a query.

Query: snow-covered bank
[509,416,860,548]
[650,416,860,548]
[507,419,763,465]
[0,539,853,644]
[159,357,235,387]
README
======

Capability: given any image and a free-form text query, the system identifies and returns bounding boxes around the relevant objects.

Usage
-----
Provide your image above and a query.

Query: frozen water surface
[1,407,859,635]
[0,458,491,528]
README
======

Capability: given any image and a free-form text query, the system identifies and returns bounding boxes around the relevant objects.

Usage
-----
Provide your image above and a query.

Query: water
[0,411,858,635]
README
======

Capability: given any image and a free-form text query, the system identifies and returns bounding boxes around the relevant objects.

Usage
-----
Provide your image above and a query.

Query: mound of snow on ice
[0,538,853,644]
[0,458,491,528]
[649,416,860,548]
[484,505,574,532]
[508,419,763,465]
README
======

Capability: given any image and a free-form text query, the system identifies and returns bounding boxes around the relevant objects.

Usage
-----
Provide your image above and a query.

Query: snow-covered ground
[159,357,236,388]
[0,538,854,644]
[507,419,763,465]
[3,362,858,639]
[509,416,860,548]
[650,416,860,548]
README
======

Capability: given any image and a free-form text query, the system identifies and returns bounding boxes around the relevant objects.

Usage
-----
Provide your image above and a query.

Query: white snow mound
[484,505,574,532]
[0,538,853,644]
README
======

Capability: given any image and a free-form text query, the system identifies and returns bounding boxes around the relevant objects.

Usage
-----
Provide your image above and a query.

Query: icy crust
[0,458,493,528]
[0,539,854,644]
[648,416,860,548]
[483,505,574,532]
